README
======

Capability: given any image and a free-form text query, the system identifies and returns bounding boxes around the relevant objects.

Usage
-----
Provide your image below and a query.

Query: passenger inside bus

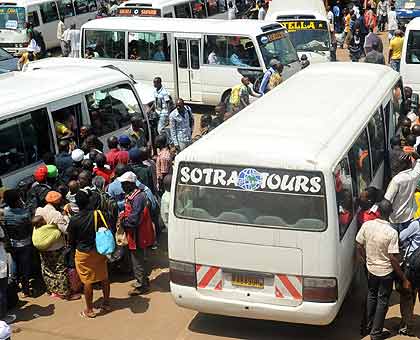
[53,111,75,140]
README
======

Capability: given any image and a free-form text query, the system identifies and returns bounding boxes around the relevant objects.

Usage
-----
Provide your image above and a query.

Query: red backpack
[123,189,156,250]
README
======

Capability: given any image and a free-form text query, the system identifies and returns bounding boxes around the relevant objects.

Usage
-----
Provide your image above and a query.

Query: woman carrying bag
[67,190,111,319]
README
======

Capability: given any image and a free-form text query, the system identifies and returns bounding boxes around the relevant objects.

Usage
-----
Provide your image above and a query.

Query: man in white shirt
[327,6,334,29]
[356,200,410,339]
[56,17,67,56]
[152,77,172,134]
[388,6,398,40]
[258,2,268,20]
[227,1,236,20]
[66,24,81,58]
[384,156,420,231]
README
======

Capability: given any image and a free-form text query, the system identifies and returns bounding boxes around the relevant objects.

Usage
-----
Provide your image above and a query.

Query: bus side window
[128,32,171,62]
[204,35,258,67]
[164,12,173,17]
[334,158,354,239]
[190,40,200,69]
[51,104,83,146]
[85,30,125,59]
[0,108,54,176]
[175,2,192,18]
[40,1,59,23]
[58,0,76,18]
[85,84,142,137]
[348,128,372,199]
[368,109,385,176]
[205,0,225,15]
[28,10,40,27]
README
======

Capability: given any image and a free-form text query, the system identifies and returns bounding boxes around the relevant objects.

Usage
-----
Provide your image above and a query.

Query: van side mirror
[300,54,310,69]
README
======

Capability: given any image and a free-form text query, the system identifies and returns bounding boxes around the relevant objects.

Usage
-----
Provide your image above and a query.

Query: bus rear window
[174,163,327,231]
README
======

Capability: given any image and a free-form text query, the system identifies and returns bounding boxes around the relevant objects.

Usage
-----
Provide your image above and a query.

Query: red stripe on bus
[215,280,222,291]
[195,264,202,272]
[275,286,284,298]
[198,266,219,288]
[278,275,302,300]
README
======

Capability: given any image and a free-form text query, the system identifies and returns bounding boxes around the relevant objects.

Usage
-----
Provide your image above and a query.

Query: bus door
[175,35,202,102]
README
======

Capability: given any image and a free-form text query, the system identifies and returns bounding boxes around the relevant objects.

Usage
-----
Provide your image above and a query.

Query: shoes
[2,314,16,324]
[371,330,392,340]
[399,328,415,337]
[128,285,150,296]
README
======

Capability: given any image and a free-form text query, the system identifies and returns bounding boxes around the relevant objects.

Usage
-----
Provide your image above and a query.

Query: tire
[221,89,231,106]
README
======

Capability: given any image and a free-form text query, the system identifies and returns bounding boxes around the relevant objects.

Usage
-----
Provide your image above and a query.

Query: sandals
[80,310,96,319]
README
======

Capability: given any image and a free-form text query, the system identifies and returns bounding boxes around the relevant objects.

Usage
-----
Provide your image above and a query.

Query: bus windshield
[258,30,299,67]
[281,20,331,53]
[0,7,25,30]
[396,0,420,9]
[174,163,327,231]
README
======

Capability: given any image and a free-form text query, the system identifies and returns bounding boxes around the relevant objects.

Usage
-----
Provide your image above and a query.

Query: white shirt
[0,227,7,279]
[160,191,170,226]
[57,20,65,40]
[327,10,334,27]
[356,219,399,276]
[388,10,398,31]
[385,160,420,223]
[258,7,266,20]
[228,7,236,20]
[208,51,219,64]
[67,29,81,58]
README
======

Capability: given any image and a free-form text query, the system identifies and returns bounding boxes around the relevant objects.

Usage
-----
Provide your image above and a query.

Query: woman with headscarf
[68,190,110,318]
[34,191,79,300]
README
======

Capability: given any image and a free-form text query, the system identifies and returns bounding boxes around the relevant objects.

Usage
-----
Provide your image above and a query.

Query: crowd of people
[327,0,404,68]
[353,88,420,339]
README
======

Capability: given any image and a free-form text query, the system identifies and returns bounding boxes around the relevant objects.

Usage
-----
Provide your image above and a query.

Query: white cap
[117,171,137,183]
[71,149,85,162]
[0,321,11,340]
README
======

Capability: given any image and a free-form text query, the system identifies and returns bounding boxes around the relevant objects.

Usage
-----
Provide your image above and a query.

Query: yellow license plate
[232,273,264,289]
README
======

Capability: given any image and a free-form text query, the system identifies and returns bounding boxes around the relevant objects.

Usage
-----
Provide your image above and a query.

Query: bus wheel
[221,90,231,106]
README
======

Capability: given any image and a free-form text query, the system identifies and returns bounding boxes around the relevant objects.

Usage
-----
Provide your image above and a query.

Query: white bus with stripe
[168,63,405,325]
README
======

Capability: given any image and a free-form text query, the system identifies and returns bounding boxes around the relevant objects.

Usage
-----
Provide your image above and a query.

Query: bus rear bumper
[170,283,340,326]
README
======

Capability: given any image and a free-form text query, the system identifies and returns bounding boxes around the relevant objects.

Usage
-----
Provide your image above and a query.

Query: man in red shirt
[105,136,129,170]
[93,153,113,186]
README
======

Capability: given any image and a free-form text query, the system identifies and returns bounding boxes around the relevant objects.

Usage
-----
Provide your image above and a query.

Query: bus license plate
[232,273,264,289]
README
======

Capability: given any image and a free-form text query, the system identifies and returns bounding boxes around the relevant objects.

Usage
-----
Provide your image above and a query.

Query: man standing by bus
[356,199,411,339]
[152,77,172,134]
[389,30,404,72]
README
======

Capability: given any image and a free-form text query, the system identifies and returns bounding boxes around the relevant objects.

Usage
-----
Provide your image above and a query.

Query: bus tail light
[303,277,337,303]
[169,260,196,287]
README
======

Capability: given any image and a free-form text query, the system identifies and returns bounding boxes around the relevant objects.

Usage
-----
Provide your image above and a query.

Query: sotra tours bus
[80,17,301,105]
[168,63,405,325]
[0,0,98,55]
[0,65,152,188]
[265,0,332,63]
[116,0,228,19]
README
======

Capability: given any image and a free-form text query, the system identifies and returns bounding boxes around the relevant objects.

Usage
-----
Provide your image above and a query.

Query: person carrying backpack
[399,220,420,336]
[26,165,51,215]
[118,172,154,296]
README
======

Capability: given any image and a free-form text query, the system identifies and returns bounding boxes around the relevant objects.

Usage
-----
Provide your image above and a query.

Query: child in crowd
[93,153,113,186]
[155,135,172,193]
[160,175,172,229]
[65,180,79,215]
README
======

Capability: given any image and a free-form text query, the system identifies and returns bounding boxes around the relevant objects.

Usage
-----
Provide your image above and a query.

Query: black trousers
[129,248,150,288]
[366,272,394,339]
[11,245,32,295]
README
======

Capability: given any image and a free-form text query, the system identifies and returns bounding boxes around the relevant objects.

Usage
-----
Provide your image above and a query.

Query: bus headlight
[303,277,337,303]
[169,260,196,287]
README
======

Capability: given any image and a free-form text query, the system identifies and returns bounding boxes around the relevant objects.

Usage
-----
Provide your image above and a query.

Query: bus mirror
[300,54,310,69]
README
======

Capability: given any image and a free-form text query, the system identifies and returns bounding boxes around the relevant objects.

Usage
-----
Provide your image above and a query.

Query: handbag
[115,216,128,247]
[94,210,116,255]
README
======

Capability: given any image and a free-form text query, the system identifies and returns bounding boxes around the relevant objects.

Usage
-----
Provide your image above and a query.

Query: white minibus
[0,0,98,55]
[80,17,302,105]
[117,0,228,19]
[265,0,331,63]
[401,17,420,94]
[169,63,404,325]
[0,65,152,187]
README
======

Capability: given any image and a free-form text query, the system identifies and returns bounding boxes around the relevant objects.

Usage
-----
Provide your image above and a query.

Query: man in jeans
[388,30,405,72]
[152,77,172,134]
[119,172,151,296]
[169,98,194,152]
[356,200,411,339]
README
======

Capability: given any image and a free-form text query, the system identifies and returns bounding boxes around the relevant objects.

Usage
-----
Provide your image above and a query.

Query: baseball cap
[118,135,131,146]
[71,149,85,162]
[34,165,48,182]
[47,165,58,178]
[269,59,281,67]
[117,171,137,183]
